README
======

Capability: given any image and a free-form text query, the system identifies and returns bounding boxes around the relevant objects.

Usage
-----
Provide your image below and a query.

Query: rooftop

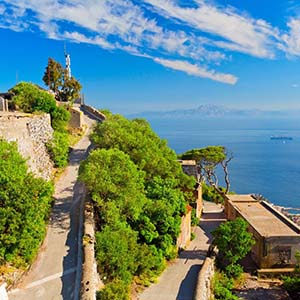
[226,194,300,237]
[178,160,197,166]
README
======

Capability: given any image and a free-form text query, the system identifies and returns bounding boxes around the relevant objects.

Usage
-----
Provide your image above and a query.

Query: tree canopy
[212,217,255,277]
[43,57,81,103]
[179,145,233,195]
[79,113,196,298]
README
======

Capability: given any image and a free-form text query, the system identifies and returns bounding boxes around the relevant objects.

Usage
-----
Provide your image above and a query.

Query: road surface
[138,201,225,300]
[9,113,95,300]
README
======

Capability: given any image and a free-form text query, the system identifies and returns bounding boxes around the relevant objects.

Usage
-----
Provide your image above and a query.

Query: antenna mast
[64,42,71,79]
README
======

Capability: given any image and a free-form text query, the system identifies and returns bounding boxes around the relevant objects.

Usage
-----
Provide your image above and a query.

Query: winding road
[138,201,225,300]
[9,112,96,300]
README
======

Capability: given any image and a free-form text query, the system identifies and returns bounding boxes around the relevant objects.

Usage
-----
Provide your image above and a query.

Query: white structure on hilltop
[64,44,71,79]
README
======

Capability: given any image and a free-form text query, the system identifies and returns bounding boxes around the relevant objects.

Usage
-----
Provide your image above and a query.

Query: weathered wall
[69,107,83,129]
[177,206,192,249]
[0,112,54,180]
[195,184,203,218]
[81,197,103,300]
[194,257,215,300]
[81,104,106,122]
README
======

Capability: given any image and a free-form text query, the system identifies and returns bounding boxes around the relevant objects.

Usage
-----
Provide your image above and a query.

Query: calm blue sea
[146,116,300,209]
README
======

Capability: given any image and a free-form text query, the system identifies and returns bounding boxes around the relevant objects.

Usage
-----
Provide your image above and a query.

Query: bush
[282,251,300,299]
[0,140,54,266]
[225,263,243,279]
[97,280,130,300]
[213,272,238,300]
[51,105,70,132]
[10,82,56,113]
[47,131,69,168]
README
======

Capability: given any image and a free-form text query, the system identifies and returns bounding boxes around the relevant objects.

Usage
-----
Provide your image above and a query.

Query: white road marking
[8,267,77,294]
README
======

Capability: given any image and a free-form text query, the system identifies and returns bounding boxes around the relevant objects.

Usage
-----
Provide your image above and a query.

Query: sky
[1,1,300,113]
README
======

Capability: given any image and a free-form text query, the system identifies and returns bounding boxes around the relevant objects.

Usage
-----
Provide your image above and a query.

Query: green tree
[60,76,82,103]
[42,58,64,94]
[79,148,146,224]
[43,58,82,102]
[212,217,255,278]
[179,146,233,194]
[0,140,53,266]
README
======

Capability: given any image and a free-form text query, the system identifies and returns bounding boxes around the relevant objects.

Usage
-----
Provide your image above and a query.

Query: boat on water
[270,136,293,140]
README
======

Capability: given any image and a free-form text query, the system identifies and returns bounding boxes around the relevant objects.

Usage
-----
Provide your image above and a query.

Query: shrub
[47,131,69,168]
[0,140,54,266]
[51,105,70,132]
[225,263,243,279]
[10,82,56,113]
[282,251,300,299]
[213,272,238,300]
[97,279,130,300]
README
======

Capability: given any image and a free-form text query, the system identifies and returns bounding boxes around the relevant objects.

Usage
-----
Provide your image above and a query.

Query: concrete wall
[0,97,8,112]
[177,206,192,249]
[0,113,54,180]
[195,184,203,219]
[69,107,83,129]
[194,257,215,300]
[261,236,300,268]
[81,105,106,122]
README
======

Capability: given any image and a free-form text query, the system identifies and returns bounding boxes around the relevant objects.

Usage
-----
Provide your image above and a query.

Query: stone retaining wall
[81,198,103,300]
[194,257,215,300]
[0,112,54,180]
[81,105,106,122]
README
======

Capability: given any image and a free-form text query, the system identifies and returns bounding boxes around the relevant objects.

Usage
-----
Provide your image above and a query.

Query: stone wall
[194,257,215,300]
[81,198,103,300]
[177,205,192,249]
[0,112,54,180]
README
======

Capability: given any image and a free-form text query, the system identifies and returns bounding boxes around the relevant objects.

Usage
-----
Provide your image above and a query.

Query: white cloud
[153,58,238,84]
[143,0,278,58]
[2,0,300,84]
[280,19,300,56]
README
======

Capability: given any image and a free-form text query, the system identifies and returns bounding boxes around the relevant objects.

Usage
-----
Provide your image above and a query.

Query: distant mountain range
[128,104,300,119]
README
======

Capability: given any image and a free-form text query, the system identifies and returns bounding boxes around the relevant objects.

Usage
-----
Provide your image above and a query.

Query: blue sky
[1,0,300,113]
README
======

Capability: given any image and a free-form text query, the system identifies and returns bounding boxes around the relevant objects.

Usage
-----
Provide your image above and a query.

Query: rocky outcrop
[0,112,54,180]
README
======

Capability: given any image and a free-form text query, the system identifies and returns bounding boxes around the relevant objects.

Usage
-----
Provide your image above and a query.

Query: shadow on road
[176,264,201,300]
[61,180,83,299]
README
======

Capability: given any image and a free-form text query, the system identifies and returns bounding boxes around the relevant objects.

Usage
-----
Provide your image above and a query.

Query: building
[225,194,300,268]
[0,93,12,112]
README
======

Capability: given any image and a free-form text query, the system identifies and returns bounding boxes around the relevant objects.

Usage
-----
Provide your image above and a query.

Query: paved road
[138,201,225,300]
[9,113,96,300]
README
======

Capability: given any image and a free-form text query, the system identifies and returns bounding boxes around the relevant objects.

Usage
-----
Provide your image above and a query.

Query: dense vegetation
[0,140,54,267]
[282,251,300,300]
[211,218,255,299]
[9,82,71,167]
[79,113,195,299]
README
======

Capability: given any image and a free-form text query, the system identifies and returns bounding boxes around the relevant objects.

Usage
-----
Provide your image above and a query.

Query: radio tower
[64,43,71,79]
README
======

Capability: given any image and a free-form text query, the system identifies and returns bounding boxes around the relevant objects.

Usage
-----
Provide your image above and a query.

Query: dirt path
[138,201,225,300]
[9,113,96,300]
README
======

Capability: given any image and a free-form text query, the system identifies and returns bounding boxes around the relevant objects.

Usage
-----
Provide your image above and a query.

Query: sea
[145,116,300,210]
